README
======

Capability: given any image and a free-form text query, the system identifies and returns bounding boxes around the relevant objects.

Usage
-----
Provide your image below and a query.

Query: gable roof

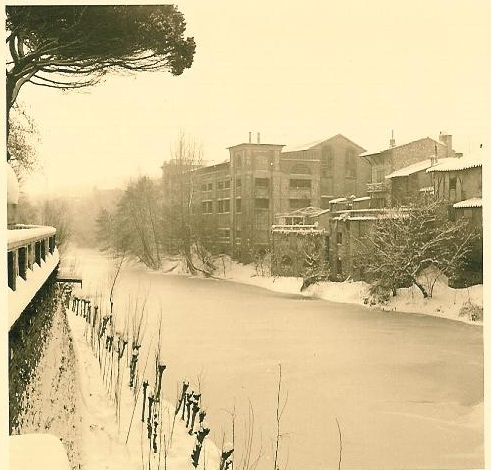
[385,159,435,178]
[282,134,366,153]
[425,155,483,172]
[360,136,445,157]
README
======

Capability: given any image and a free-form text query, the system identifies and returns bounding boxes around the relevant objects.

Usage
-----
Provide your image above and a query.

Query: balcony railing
[366,181,389,193]
[272,224,325,234]
[8,224,59,330]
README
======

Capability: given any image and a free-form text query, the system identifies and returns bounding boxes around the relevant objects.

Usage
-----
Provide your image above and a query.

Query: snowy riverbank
[66,305,222,470]
[159,256,484,326]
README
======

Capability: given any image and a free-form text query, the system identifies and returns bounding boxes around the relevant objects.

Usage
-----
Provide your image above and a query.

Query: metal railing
[366,181,389,193]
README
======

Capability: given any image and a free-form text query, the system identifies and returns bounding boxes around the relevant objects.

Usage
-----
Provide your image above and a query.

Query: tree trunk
[413,278,428,298]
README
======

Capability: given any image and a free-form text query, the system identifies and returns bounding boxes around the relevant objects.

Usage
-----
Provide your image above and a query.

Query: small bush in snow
[458,301,483,322]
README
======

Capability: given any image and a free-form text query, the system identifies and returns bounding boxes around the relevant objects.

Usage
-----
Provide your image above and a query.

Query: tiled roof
[426,155,483,172]
[453,198,482,208]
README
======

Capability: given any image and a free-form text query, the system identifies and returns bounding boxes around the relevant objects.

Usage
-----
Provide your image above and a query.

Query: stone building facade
[162,133,368,262]
[361,132,457,208]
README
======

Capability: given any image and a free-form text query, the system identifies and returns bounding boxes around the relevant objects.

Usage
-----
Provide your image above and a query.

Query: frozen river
[71,249,484,470]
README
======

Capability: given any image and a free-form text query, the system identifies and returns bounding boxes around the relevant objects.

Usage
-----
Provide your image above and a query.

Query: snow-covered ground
[57,248,484,470]
[160,256,484,326]
[66,304,222,470]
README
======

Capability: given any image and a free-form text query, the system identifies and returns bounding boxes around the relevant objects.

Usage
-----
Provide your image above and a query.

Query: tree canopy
[6,5,196,116]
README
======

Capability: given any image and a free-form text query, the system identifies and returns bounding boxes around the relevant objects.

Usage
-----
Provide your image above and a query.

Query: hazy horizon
[13,1,489,197]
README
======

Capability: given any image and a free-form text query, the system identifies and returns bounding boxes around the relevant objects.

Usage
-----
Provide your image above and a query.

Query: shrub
[458,301,483,322]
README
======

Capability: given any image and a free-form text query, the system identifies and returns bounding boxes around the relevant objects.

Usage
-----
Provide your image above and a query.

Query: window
[201,184,207,191]
[321,146,333,177]
[289,199,310,209]
[207,182,213,191]
[345,148,357,178]
[449,176,457,191]
[255,198,269,209]
[217,199,230,213]
[290,179,311,189]
[218,228,230,238]
[217,181,224,190]
[255,178,269,188]
[236,198,242,213]
[337,232,343,244]
[224,180,230,189]
[236,178,242,188]
[201,201,213,214]
[376,167,385,183]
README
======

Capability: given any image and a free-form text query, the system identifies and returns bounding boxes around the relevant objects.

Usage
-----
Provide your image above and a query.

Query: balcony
[8,224,59,330]
[366,181,389,193]
[272,224,325,234]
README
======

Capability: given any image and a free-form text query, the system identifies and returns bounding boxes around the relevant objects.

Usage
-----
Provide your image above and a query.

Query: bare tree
[162,133,216,274]
[97,177,162,269]
[356,200,479,299]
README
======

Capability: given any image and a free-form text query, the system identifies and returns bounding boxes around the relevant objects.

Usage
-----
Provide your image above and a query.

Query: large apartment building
[162,133,369,262]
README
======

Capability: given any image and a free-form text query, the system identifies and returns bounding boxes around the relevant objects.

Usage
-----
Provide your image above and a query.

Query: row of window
[200,177,316,193]
[201,197,313,213]
[202,199,242,214]
[202,178,244,191]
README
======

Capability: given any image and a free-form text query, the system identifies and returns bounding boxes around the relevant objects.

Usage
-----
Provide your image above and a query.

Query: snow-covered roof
[453,198,482,208]
[282,138,327,153]
[385,159,435,178]
[333,215,379,221]
[426,155,483,172]
[328,197,347,204]
[352,196,371,202]
[291,206,329,216]
[278,206,330,219]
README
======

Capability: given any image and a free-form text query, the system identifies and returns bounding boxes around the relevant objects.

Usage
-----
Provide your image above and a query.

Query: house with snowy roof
[361,132,458,208]
[426,152,483,227]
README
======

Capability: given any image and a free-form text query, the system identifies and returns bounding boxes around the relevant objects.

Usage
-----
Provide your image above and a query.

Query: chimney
[249,132,252,144]
[389,130,396,148]
[439,132,453,157]
[257,132,261,144]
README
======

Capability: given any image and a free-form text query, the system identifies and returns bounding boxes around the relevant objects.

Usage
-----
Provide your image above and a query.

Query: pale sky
[16,0,490,196]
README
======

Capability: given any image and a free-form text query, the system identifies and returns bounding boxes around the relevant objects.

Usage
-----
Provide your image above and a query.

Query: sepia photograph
[5,2,488,469]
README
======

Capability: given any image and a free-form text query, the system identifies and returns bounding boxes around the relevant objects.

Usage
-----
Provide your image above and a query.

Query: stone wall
[9,274,82,469]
